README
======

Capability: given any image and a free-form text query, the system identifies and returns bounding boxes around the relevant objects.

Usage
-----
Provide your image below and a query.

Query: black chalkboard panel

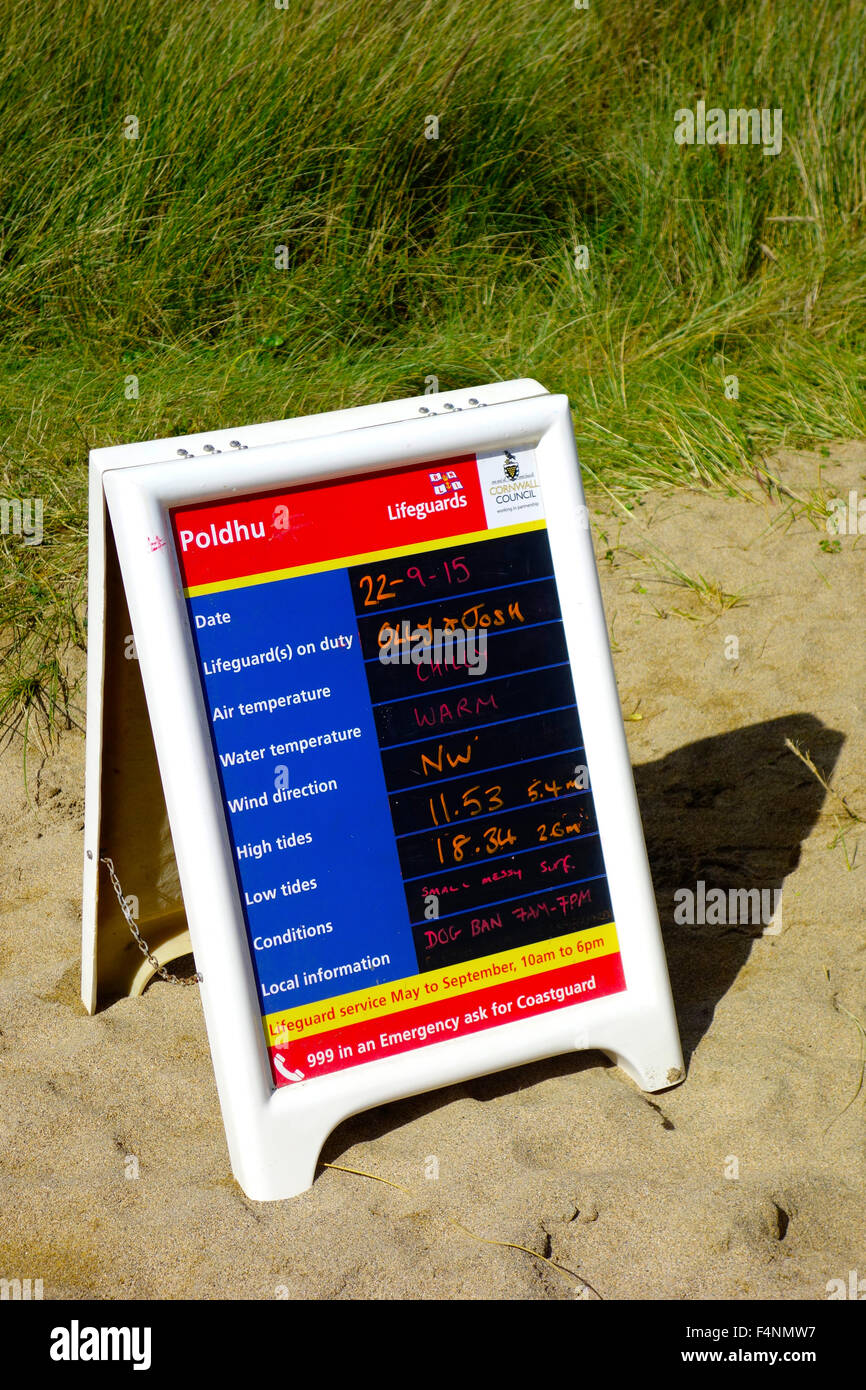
[348,528,614,972]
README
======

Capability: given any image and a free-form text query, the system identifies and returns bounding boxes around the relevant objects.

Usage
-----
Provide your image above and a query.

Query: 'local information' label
[170,449,626,1087]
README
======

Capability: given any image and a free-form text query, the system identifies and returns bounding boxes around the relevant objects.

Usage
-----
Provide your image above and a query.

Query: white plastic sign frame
[94,386,683,1200]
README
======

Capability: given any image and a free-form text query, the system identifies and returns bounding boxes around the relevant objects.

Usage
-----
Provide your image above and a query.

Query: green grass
[1,0,865,730]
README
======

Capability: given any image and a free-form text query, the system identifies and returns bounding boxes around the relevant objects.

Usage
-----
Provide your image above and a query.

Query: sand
[1,442,864,1300]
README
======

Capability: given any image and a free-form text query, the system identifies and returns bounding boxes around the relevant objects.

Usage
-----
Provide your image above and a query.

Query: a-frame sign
[82,379,683,1200]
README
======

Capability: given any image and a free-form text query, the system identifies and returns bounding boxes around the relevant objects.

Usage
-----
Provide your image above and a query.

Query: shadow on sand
[321,712,842,1161]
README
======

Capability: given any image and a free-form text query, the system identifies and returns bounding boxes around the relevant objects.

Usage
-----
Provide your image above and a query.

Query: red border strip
[269,951,625,1086]
[171,454,486,589]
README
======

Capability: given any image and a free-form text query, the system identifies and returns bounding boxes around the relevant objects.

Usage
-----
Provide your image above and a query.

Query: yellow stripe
[183,519,547,597]
[263,922,619,1045]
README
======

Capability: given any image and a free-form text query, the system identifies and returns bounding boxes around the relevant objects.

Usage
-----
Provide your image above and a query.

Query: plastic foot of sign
[594,1015,686,1092]
[602,1050,686,1093]
[230,1004,684,1202]
[237,1058,686,1203]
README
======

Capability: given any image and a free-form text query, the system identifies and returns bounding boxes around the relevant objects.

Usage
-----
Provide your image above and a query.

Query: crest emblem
[503,451,519,481]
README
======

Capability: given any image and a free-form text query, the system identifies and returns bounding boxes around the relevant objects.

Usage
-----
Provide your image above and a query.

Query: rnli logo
[429,469,464,497]
[503,452,519,481]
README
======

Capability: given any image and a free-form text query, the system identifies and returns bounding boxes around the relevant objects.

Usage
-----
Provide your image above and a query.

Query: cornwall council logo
[503,451,519,481]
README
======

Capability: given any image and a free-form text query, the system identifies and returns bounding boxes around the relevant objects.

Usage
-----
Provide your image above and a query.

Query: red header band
[171,455,486,590]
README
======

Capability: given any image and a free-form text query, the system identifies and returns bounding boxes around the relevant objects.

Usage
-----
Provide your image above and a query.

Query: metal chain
[100,855,202,986]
